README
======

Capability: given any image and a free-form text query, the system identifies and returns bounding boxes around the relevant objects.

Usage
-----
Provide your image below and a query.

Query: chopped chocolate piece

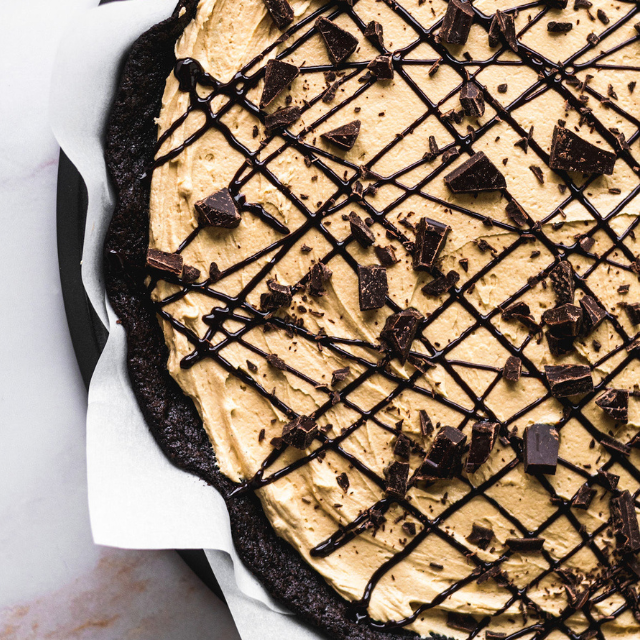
[444,152,507,193]
[264,106,301,134]
[402,522,416,536]
[146,248,183,277]
[579,235,595,252]
[394,433,412,461]
[486,632,507,640]
[428,135,439,158]
[542,303,583,337]
[447,611,478,633]
[600,434,631,456]
[441,147,460,163]
[374,244,399,266]
[380,308,423,363]
[586,32,599,45]
[308,262,332,296]
[407,354,434,373]
[247,360,258,373]
[466,523,494,550]
[466,421,499,473]
[597,8,609,24]
[625,302,640,325]
[460,81,485,117]
[458,257,469,272]
[349,211,375,247]
[529,165,544,185]
[369,507,386,528]
[506,537,545,552]
[331,367,350,386]
[550,260,575,305]
[368,55,394,80]
[364,21,384,49]
[549,125,616,175]
[261,279,293,312]
[574,0,591,7]
[386,461,409,498]
[419,409,433,437]
[209,261,221,282]
[316,17,358,65]
[524,424,559,475]
[322,81,339,103]
[195,188,241,228]
[596,388,629,422]
[504,356,522,382]
[419,426,467,479]
[580,295,606,334]
[477,566,509,586]
[572,483,596,510]
[440,0,474,45]
[321,120,361,150]
[336,471,349,492]
[266,353,287,370]
[260,59,299,108]
[497,83,508,93]
[596,468,619,491]
[618,284,630,295]
[546,332,575,356]
[262,0,294,29]
[476,238,495,254]
[502,301,539,332]
[489,10,518,51]
[505,200,528,226]
[181,265,200,283]
[545,365,593,397]
[282,415,318,449]
[412,217,451,271]
[358,264,388,311]
[548,22,574,33]
[611,491,640,552]
[421,270,459,297]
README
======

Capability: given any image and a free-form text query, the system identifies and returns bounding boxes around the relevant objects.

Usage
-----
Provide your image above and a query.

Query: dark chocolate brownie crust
[103,2,446,638]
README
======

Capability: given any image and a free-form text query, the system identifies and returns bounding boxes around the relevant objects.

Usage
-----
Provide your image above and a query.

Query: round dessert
[105,0,640,638]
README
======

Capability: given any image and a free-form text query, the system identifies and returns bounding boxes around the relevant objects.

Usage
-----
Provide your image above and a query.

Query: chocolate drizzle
[140,1,640,637]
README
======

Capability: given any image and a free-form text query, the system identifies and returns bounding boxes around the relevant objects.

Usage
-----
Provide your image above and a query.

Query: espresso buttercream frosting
[119,0,640,637]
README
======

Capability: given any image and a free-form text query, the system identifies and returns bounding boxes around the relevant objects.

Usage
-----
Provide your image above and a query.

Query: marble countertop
[0,1,240,637]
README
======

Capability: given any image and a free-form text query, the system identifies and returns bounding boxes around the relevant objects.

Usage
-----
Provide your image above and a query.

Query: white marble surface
[0,1,240,637]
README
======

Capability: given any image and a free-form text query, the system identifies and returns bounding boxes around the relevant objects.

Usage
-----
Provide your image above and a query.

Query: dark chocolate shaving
[419,409,433,437]
[282,415,318,449]
[524,423,559,475]
[444,152,507,192]
[466,523,494,550]
[549,126,616,175]
[331,367,350,386]
[358,264,388,311]
[611,491,640,552]
[596,389,629,422]
[502,301,539,332]
[505,200,528,226]
[260,279,292,311]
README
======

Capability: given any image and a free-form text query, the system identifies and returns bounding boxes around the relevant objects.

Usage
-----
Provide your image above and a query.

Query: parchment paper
[49,0,327,636]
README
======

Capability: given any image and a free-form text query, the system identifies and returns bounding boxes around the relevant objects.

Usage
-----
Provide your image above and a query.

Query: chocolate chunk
[458,257,469,272]
[460,82,485,117]
[179,265,199,283]
[579,295,606,334]
[349,211,375,247]
[550,260,575,305]
[579,235,595,253]
[260,59,299,108]
[421,270,460,297]
[600,434,631,456]
[368,55,394,80]
[545,364,593,397]
[358,264,388,311]
[394,433,412,461]
[444,152,507,193]
[546,332,575,357]
[596,389,629,422]
[549,126,616,175]
[386,461,409,498]
[282,415,318,449]
[466,523,494,550]
[611,491,640,552]
[316,17,359,65]
[542,303,583,337]
[374,244,399,266]
[209,261,221,282]
[428,136,439,158]
[524,423,559,475]
[597,8,609,24]
[262,0,294,29]
[440,0,474,45]
[261,280,293,311]
[412,217,451,271]
[596,468,619,492]
[505,200,528,226]
[489,10,518,51]
[336,472,349,492]
[407,354,434,373]
[503,356,522,382]
[146,248,183,277]
[308,262,332,296]
[331,367,350,386]
[402,522,416,536]
[380,308,423,363]
[419,409,433,437]
[497,83,508,93]
[369,507,386,528]
[486,632,507,640]
[506,537,545,552]
[529,165,544,185]
[572,483,596,510]
[446,611,478,633]
[502,301,539,332]
[364,21,384,48]
[195,188,241,228]
[548,21,573,33]
[266,353,287,370]
[264,106,301,134]
[419,426,467,479]
[625,303,640,326]
[466,421,499,473]
[321,120,361,150]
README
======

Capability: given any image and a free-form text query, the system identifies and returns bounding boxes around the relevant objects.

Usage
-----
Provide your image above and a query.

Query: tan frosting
[147,0,640,637]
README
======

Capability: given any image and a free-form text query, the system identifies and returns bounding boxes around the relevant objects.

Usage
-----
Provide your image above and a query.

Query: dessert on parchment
[105,0,640,637]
